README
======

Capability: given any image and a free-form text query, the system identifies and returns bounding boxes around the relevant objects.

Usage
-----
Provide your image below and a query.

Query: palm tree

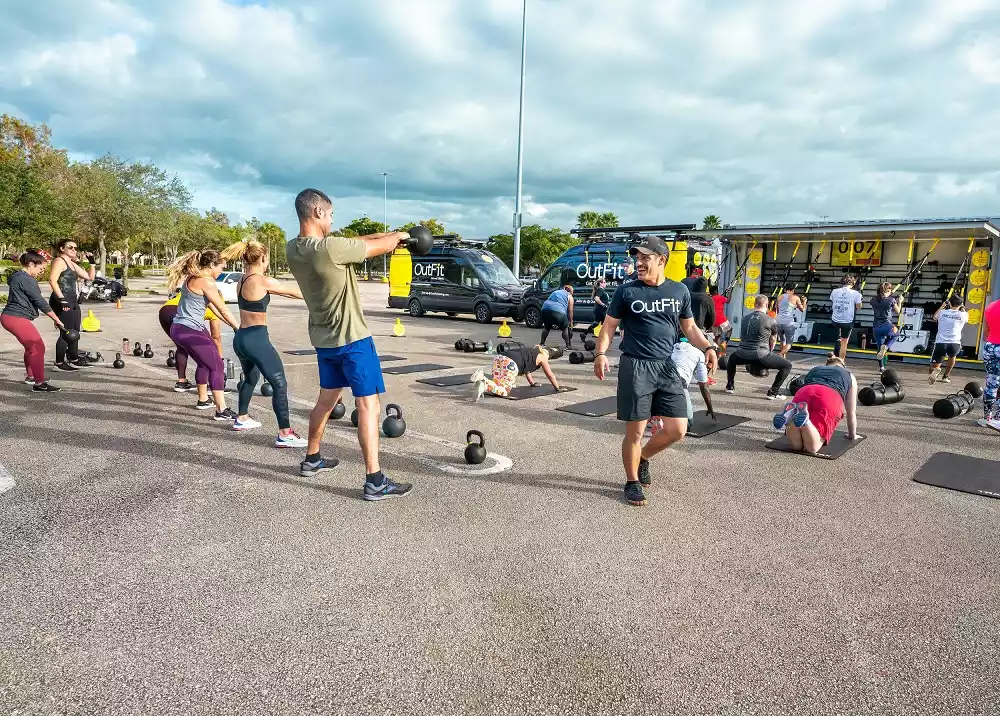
[702,215,722,230]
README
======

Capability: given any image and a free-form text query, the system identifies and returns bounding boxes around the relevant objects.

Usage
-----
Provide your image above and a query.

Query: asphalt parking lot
[2,282,999,716]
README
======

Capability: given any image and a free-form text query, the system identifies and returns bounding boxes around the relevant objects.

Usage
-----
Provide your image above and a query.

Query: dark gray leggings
[726,349,792,393]
[233,325,290,429]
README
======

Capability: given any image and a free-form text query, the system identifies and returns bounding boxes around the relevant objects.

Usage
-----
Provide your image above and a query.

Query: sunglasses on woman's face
[66,246,78,251]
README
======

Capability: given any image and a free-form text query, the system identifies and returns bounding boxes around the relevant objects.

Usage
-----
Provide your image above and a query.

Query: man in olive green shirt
[287,188,413,501]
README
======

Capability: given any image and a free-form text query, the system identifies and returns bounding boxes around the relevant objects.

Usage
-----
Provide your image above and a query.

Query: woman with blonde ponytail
[220,240,306,447]
[166,249,240,420]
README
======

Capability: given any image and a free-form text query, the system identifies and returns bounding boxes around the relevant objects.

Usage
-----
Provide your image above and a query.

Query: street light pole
[512,0,527,278]
[381,171,390,277]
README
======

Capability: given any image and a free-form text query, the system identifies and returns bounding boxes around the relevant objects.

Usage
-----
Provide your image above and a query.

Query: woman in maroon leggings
[1,250,66,392]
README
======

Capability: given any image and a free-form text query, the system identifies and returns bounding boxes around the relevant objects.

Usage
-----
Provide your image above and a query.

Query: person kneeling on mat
[724,294,792,399]
[928,294,969,385]
[471,344,563,400]
[646,336,716,437]
[772,354,861,453]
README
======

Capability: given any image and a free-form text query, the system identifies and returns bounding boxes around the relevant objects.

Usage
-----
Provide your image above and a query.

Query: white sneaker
[232,417,262,431]
[473,379,486,402]
[275,431,308,448]
[928,368,941,385]
[23,377,35,385]
[941,377,951,384]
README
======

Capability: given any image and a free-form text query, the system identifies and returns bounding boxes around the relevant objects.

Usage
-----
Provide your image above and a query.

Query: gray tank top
[173,282,208,331]
[777,293,796,325]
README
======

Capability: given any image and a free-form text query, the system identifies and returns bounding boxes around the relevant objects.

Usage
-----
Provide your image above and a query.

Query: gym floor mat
[492,385,577,401]
[282,350,405,362]
[911,452,1000,499]
[383,363,452,375]
[765,432,867,459]
[686,411,750,438]
[555,395,617,417]
[416,374,473,387]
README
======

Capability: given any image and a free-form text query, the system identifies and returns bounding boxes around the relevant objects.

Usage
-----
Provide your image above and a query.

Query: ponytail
[166,249,221,291]
[221,240,267,266]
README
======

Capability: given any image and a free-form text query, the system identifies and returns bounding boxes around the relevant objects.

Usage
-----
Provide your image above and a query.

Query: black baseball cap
[629,236,670,257]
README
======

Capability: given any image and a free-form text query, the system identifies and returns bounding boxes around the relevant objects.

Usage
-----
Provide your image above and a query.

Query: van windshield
[470,252,520,286]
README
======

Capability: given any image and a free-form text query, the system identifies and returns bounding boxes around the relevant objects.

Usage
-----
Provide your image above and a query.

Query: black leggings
[49,297,81,363]
[540,308,571,347]
[233,325,290,429]
[726,349,792,393]
[586,305,607,334]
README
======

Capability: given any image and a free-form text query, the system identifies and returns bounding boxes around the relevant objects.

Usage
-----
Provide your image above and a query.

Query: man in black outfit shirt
[724,294,792,399]
[593,237,718,507]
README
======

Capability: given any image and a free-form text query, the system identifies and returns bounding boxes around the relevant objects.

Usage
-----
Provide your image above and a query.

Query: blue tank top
[542,289,570,314]
[173,281,208,331]
[803,365,851,403]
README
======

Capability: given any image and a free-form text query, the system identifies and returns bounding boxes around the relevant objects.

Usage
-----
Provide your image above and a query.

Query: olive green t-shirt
[286,234,370,348]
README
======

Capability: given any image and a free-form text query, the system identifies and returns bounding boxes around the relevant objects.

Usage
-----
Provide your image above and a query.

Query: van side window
[462,266,480,289]
[443,263,462,285]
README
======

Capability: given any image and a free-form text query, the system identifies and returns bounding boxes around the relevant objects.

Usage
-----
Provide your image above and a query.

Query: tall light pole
[381,171,391,276]
[512,0,527,278]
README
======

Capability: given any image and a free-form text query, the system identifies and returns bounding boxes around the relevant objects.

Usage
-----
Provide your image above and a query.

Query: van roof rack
[432,235,490,249]
[570,223,696,238]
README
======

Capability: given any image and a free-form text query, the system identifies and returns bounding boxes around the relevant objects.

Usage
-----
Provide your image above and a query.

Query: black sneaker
[214,408,238,421]
[638,458,651,486]
[173,381,196,393]
[725,383,735,394]
[624,481,647,506]
[195,399,214,410]
[766,389,782,400]
[71,357,94,367]
[32,382,61,393]
[299,456,340,477]
[363,476,413,501]
[54,362,78,372]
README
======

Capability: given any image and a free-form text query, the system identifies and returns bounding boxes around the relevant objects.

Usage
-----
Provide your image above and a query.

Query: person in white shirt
[928,294,969,384]
[829,276,863,362]
[646,337,716,437]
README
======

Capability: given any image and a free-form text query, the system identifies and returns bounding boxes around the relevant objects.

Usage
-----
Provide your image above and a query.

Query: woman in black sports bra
[220,240,305,447]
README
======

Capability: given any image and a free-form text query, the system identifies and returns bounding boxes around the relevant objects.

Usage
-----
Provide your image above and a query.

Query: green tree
[486,232,514,266]
[343,216,388,236]
[395,218,446,236]
[488,225,578,275]
[576,211,619,229]
[0,161,69,251]
[702,215,722,230]
[258,221,286,274]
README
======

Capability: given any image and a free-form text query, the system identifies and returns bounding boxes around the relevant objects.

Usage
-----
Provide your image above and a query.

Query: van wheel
[408,299,424,317]
[475,303,493,324]
[446,312,457,317]
[523,305,542,329]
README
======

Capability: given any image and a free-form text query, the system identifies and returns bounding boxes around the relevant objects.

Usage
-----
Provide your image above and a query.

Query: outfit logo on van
[413,263,445,278]
[576,262,629,281]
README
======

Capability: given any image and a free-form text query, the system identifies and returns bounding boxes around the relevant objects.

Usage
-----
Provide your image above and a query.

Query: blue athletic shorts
[316,336,385,397]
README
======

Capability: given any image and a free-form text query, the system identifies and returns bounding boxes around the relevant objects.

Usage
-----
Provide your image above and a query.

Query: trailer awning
[684,218,1000,242]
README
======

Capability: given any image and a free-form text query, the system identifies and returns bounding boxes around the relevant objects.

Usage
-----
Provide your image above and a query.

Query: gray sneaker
[363,476,413,501]
[299,456,340,477]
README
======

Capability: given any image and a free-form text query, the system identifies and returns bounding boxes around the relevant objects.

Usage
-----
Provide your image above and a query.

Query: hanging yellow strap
[813,240,828,262]
[945,237,976,301]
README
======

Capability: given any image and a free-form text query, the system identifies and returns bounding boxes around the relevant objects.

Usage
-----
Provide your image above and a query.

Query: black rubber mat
[685,411,750,438]
[911,452,1000,499]
[491,385,577,401]
[765,432,867,459]
[383,363,452,375]
[415,374,472,387]
[555,395,617,417]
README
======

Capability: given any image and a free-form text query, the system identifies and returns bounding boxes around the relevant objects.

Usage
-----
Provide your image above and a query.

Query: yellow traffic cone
[497,319,511,338]
[81,309,101,332]
[115,298,123,309]
[392,318,405,337]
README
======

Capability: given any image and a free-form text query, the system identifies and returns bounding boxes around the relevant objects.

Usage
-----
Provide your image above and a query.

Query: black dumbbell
[569,350,596,364]
[859,382,905,406]
[880,368,901,388]
[583,338,596,351]
[455,338,474,351]
[745,363,769,378]
[787,374,806,394]
[464,341,491,353]
[544,345,565,361]
[496,340,524,353]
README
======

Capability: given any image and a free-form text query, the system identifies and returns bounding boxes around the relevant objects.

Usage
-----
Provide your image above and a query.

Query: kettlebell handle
[466,430,484,447]
[385,403,403,418]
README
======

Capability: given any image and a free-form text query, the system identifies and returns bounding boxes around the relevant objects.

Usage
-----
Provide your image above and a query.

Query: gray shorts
[617,355,687,422]
[776,322,797,345]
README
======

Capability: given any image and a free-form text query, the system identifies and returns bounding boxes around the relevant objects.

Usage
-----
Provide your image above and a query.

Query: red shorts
[791,384,844,445]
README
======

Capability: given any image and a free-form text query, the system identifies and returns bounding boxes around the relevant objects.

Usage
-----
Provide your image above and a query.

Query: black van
[519,225,722,328]
[387,238,524,323]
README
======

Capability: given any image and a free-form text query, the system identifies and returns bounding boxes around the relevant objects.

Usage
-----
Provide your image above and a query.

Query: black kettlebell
[112,352,125,369]
[331,400,346,420]
[350,407,359,427]
[166,349,176,368]
[132,341,142,357]
[382,404,406,438]
[261,382,274,397]
[63,328,81,343]
[143,343,154,359]
[464,430,486,465]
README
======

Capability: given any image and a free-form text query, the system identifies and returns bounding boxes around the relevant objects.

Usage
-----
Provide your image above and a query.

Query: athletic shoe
[725,384,735,394]
[23,377,35,385]
[53,362,78,371]
[173,381,196,392]
[766,389,783,400]
[469,369,484,383]
[624,481,647,506]
[71,357,94,367]
[363,476,413,501]
[214,408,238,421]
[32,382,60,393]
[792,402,810,428]
[300,456,340,477]
[773,402,796,431]
[928,368,941,385]
[232,417,262,431]
[976,418,1000,432]
[472,379,486,402]
[195,399,214,410]
[637,458,651,486]
[876,345,888,360]
[706,377,717,386]
[275,431,307,448]
[941,377,951,384]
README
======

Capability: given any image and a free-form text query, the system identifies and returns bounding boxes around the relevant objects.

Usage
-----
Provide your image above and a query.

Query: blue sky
[2,0,999,238]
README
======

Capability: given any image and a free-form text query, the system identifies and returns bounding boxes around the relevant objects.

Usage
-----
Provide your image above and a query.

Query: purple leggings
[169,322,225,391]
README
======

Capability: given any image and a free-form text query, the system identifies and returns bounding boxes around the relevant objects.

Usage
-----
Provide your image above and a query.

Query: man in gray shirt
[725,294,793,399]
